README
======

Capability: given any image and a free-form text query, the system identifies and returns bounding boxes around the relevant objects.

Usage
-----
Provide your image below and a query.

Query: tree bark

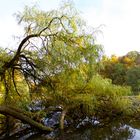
[0,105,53,132]
[60,108,67,130]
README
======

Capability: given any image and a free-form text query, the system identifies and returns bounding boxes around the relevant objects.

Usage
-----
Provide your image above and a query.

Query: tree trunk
[0,105,53,132]
[60,108,67,130]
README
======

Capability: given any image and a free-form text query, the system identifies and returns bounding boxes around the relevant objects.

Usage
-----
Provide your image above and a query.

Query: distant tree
[126,66,140,94]
[126,51,140,65]
[111,63,126,85]
[100,55,127,85]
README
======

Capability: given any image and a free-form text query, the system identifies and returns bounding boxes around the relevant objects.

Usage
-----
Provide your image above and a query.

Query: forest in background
[100,51,140,94]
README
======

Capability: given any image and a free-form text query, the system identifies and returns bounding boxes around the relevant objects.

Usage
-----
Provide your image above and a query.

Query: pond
[57,120,140,140]
[3,119,140,140]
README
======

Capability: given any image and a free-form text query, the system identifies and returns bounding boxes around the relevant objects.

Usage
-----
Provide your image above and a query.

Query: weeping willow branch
[0,15,70,96]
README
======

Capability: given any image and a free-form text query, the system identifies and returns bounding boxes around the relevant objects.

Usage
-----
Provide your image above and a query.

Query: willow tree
[15,3,131,129]
[16,3,103,129]
[0,2,103,133]
[0,1,133,135]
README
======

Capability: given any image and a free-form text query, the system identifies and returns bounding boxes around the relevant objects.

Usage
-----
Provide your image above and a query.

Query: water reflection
[58,121,140,140]
[2,120,140,140]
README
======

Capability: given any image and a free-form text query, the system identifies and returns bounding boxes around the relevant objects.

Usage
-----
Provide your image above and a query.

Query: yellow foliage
[123,56,133,66]
[110,55,118,63]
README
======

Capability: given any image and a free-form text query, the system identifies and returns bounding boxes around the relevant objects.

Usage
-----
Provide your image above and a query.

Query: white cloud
[83,0,140,56]
[0,17,23,49]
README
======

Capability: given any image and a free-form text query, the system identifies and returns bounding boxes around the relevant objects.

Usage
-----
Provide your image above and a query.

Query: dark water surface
[58,121,140,140]
[4,119,140,140]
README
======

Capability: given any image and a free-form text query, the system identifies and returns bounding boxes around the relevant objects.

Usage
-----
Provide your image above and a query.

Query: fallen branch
[0,105,53,132]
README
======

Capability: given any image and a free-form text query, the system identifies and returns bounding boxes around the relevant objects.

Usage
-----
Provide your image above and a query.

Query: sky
[0,0,140,56]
